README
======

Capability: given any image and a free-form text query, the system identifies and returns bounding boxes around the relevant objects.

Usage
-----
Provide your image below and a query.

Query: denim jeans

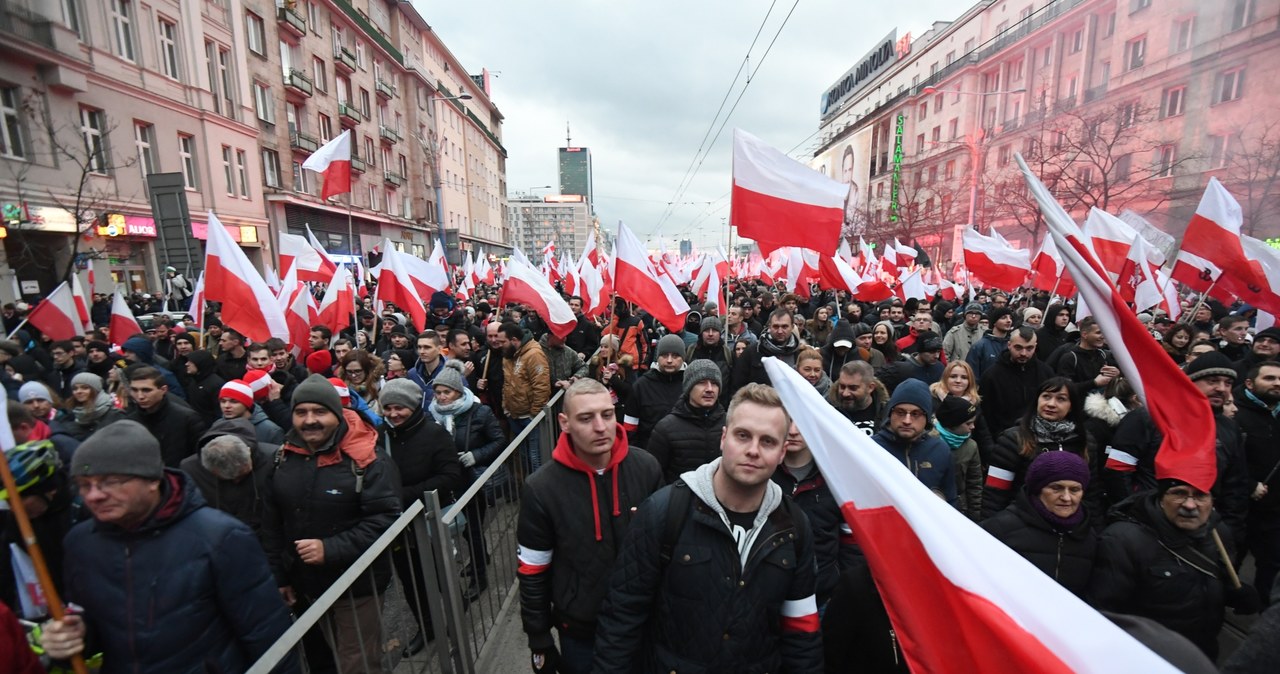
[511,417,541,474]
[556,631,595,674]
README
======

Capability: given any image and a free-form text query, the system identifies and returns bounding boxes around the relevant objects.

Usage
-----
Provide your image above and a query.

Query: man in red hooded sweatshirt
[516,378,662,674]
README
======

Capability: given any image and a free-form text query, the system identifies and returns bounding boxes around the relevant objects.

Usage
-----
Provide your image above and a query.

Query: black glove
[1227,582,1263,615]
[531,645,561,674]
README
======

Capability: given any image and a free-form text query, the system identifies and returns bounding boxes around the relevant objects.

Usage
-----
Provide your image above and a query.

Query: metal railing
[248,390,564,673]
[0,0,54,49]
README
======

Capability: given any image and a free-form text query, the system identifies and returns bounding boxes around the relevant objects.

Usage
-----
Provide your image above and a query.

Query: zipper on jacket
[126,544,138,671]
[1055,536,1063,580]
[890,628,900,665]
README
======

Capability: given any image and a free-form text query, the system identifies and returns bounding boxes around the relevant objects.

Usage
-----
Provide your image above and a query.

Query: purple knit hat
[1025,451,1090,495]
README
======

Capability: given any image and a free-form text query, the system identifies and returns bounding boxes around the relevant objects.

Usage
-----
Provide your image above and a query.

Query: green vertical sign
[890,113,905,222]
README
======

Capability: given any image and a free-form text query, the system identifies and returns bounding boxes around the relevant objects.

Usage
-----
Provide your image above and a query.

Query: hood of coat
[1083,392,1130,428]
[551,423,632,541]
[680,457,783,564]
[187,350,217,379]
[198,416,260,452]
[283,408,377,468]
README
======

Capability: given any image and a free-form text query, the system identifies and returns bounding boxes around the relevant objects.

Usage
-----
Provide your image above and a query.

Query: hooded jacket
[516,425,661,647]
[623,366,685,449]
[1035,303,1072,362]
[871,381,957,505]
[592,459,823,673]
[539,333,589,385]
[63,470,294,674]
[183,350,225,425]
[181,418,277,537]
[646,397,726,484]
[121,336,187,400]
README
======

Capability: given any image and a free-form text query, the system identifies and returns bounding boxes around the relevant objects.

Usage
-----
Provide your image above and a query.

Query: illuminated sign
[96,214,158,238]
[543,194,585,203]
[821,30,899,118]
[889,113,905,222]
[564,147,582,152]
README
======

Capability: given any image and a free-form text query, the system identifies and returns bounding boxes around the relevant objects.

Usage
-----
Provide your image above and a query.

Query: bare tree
[1220,118,1280,238]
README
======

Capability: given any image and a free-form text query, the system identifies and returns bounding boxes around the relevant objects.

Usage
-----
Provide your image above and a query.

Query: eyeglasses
[74,476,138,495]
[346,368,364,376]
[890,408,927,420]
[1164,488,1212,505]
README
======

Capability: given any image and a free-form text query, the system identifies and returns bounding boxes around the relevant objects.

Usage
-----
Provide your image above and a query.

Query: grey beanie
[71,371,104,394]
[380,378,424,409]
[657,334,686,359]
[18,381,52,403]
[291,373,344,417]
[432,359,468,395]
[71,419,164,479]
[700,316,723,333]
[682,359,722,398]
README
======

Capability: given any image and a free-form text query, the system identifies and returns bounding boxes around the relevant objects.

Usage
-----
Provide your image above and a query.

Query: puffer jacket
[516,426,662,648]
[539,334,588,385]
[1083,392,1134,506]
[125,394,209,468]
[646,398,726,484]
[181,418,277,537]
[979,489,1097,597]
[249,404,286,446]
[772,462,854,604]
[982,426,1102,522]
[380,406,464,508]
[872,426,957,506]
[183,351,225,425]
[503,334,551,418]
[262,409,401,599]
[622,367,684,449]
[63,470,295,674]
[592,459,823,673]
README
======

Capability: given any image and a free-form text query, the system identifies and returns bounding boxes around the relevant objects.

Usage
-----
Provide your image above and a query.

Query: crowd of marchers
[3,279,1280,673]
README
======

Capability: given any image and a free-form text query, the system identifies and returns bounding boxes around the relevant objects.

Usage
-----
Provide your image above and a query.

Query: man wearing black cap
[41,420,295,671]
[623,334,686,449]
[646,359,726,484]
[944,302,987,364]
[875,331,945,395]
[1232,326,1280,380]
[686,316,732,382]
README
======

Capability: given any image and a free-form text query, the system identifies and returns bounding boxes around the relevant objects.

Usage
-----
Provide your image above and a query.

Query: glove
[459,451,477,468]
[530,645,561,673]
[1227,582,1263,615]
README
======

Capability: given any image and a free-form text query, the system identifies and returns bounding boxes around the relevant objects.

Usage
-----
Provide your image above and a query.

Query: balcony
[383,171,404,188]
[333,46,356,73]
[276,6,306,37]
[379,125,400,144]
[350,155,367,173]
[283,68,313,97]
[1083,84,1108,103]
[375,79,396,99]
[338,103,361,126]
[290,131,319,153]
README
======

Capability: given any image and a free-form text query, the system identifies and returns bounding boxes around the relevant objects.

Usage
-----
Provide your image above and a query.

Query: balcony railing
[350,156,367,173]
[334,46,356,73]
[338,103,362,124]
[1083,84,1108,103]
[283,68,313,97]
[379,125,400,143]
[290,131,319,153]
[375,79,396,99]
[276,6,305,36]
[383,171,404,187]
[0,2,55,50]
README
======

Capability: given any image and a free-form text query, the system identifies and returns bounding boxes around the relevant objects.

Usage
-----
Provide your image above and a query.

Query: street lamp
[922,86,1025,232]
[419,93,472,260]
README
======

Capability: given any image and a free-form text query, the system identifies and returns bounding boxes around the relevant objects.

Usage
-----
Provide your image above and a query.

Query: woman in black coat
[980,451,1097,597]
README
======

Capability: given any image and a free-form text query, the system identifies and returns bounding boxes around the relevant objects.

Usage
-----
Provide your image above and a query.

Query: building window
[928,166,938,184]
[945,50,955,66]
[157,18,180,79]
[947,118,959,140]
[80,106,107,174]
[360,89,371,119]
[1172,18,1193,53]
[245,12,265,55]
[368,184,378,210]
[1119,101,1139,129]
[1079,167,1094,191]
[221,145,236,195]
[1070,29,1083,53]
[355,42,366,69]
[306,1,319,32]
[918,103,927,120]
[285,102,301,136]
[134,122,155,179]
[1042,46,1052,67]
[1009,59,1024,81]
[62,0,81,37]
[1154,144,1176,178]
[934,94,943,113]
[1162,86,1186,117]
[1209,134,1236,168]
[0,88,26,159]
[236,149,249,197]
[253,82,274,123]
[1066,76,1078,100]
[997,145,1011,167]
[1115,153,1132,182]
[916,133,925,155]
[1230,0,1255,31]
[1132,0,1152,12]
[386,189,396,216]
[178,133,198,188]
[945,160,955,180]
[398,154,407,176]
[1103,13,1116,37]
[262,149,281,188]
[312,57,326,93]
[964,38,976,53]
[1125,37,1146,71]
[109,0,134,61]
[931,126,941,143]
[292,161,309,193]
[1213,68,1245,104]
[318,113,332,142]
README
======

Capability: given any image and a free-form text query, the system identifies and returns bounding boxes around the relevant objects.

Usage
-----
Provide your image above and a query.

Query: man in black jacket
[1234,361,1280,603]
[126,366,208,467]
[564,296,601,360]
[979,327,1052,435]
[516,379,662,674]
[647,359,726,484]
[593,383,822,673]
[622,334,685,448]
[730,308,801,394]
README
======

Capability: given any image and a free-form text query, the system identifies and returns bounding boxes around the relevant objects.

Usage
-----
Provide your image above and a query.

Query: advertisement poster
[811,125,874,240]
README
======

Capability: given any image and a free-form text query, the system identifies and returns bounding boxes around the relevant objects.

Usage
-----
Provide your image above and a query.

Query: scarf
[429,388,476,434]
[936,425,971,450]
[1028,488,1087,531]
[1245,389,1280,419]
[1030,416,1078,445]
[74,391,115,425]
[759,332,799,357]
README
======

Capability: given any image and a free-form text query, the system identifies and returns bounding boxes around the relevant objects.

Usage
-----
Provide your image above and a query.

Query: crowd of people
[2,277,1280,673]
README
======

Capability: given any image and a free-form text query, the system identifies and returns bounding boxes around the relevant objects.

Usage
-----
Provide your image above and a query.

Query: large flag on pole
[612,222,689,332]
[24,282,80,340]
[500,258,577,339]
[962,228,1030,292]
[109,289,143,343]
[279,231,337,282]
[203,212,290,343]
[731,129,845,256]
[315,264,355,334]
[764,358,1179,673]
[301,129,352,200]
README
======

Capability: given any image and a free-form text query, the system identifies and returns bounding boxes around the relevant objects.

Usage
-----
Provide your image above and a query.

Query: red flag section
[731,129,845,256]
[315,264,355,334]
[500,259,577,339]
[373,245,428,331]
[203,211,290,344]
[962,228,1029,292]
[25,282,80,341]
[1019,154,1217,493]
[764,359,1179,674]
[301,129,352,200]
[612,222,689,332]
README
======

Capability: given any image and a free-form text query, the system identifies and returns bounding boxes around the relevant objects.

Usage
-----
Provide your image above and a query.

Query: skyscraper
[558,146,594,213]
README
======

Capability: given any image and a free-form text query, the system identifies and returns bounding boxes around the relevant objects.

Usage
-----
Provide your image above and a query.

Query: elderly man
[40,420,296,672]
[181,418,277,538]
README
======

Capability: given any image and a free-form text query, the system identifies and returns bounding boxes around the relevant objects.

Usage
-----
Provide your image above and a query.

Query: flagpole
[4,317,29,341]
[347,194,359,339]
[1185,281,1217,325]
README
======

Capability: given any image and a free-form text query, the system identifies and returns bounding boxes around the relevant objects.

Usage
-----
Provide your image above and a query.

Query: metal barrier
[248,390,564,673]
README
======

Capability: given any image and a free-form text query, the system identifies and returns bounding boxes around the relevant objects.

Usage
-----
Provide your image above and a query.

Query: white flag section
[761,359,1178,674]
[203,211,290,343]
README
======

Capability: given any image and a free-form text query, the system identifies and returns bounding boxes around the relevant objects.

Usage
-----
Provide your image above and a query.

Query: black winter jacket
[63,470,295,674]
[126,394,208,467]
[623,367,684,449]
[437,398,506,487]
[981,426,1102,522]
[978,350,1054,434]
[183,351,226,426]
[516,427,662,648]
[181,417,278,538]
[646,398,726,484]
[821,557,908,674]
[1233,387,1280,512]
[380,406,464,508]
[730,335,801,394]
[979,490,1097,597]
[772,462,854,603]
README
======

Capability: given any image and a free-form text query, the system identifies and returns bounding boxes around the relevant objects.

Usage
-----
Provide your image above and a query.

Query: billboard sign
[810,125,875,240]
[820,30,899,119]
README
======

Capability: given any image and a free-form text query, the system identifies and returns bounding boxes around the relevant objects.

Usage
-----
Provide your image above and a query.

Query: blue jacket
[965,332,1010,380]
[407,357,446,408]
[63,469,296,674]
[873,380,957,505]
[121,335,187,400]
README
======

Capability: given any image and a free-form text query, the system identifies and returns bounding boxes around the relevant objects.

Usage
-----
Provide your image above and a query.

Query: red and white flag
[962,228,1029,292]
[108,289,143,343]
[1083,208,1161,277]
[731,128,845,256]
[1243,236,1280,330]
[1116,235,1163,311]
[580,260,610,319]
[301,129,352,200]
[189,271,206,327]
[316,264,355,334]
[500,258,577,339]
[25,282,81,341]
[764,358,1180,674]
[1019,154,1217,492]
[203,211,290,343]
[70,273,93,333]
[282,277,317,357]
[1030,234,1076,296]
[611,222,689,332]
[279,231,338,283]
[691,254,724,312]
[1173,177,1274,310]
[373,244,428,331]
[578,230,600,270]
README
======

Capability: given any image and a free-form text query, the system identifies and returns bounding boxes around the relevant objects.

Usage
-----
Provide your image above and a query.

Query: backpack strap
[659,480,694,568]
[777,494,808,558]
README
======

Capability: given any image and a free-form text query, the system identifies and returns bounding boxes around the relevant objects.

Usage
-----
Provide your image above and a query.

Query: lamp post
[922,86,1025,232]
[419,92,472,260]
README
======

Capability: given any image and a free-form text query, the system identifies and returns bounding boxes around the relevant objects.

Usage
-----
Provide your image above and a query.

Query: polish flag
[1175,177,1276,310]
[580,261,610,319]
[880,240,900,273]
[579,230,600,270]
[301,129,352,200]
[457,252,476,300]
[189,271,206,327]
[1030,234,1076,296]
[818,255,892,302]
[692,254,724,312]
[282,278,317,357]
[70,273,93,333]
[1083,208,1162,277]
[541,240,556,257]
[203,211,290,343]
[764,358,1181,674]
[108,289,143,342]
[1116,235,1163,311]
[896,268,929,301]
[477,255,494,285]
[373,244,428,331]
[893,238,918,267]
[279,231,337,283]
[731,128,846,256]
[1242,236,1280,330]
[316,264,355,334]
[1019,153,1217,493]
[1153,268,1182,323]
[26,282,82,340]
[500,258,577,339]
[611,222,689,332]
[962,228,1030,292]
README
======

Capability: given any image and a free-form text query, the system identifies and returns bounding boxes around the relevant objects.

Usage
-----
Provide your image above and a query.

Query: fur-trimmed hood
[1083,391,1130,428]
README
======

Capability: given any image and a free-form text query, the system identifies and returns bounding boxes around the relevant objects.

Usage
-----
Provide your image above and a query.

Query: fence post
[420,488,477,674]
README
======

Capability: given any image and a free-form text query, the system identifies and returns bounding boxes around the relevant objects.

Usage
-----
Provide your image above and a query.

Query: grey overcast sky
[415,0,962,251]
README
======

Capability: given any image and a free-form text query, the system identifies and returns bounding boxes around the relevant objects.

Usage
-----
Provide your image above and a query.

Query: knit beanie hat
[219,380,254,409]
[1255,327,1280,343]
[71,419,164,480]
[306,350,333,375]
[243,368,272,401]
[682,359,722,398]
[18,381,52,403]
[963,302,984,315]
[657,334,685,359]
[71,371,104,394]
[700,316,723,333]
[934,395,978,429]
[1184,351,1236,382]
[1024,451,1090,495]
[433,359,468,394]
[915,331,943,353]
[327,377,351,405]
[380,378,424,410]
[291,373,343,417]
[886,379,934,427]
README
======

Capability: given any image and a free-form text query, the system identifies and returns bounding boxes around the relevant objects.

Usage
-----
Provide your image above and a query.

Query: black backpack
[657,480,806,569]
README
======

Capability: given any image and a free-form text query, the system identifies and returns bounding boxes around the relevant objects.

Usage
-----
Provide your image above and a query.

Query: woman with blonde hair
[930,359,995,464]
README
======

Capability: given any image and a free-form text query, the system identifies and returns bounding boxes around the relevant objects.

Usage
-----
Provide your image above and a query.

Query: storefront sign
[95,214,158,238]
[821,30,899,118]
[26,206,79,233]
